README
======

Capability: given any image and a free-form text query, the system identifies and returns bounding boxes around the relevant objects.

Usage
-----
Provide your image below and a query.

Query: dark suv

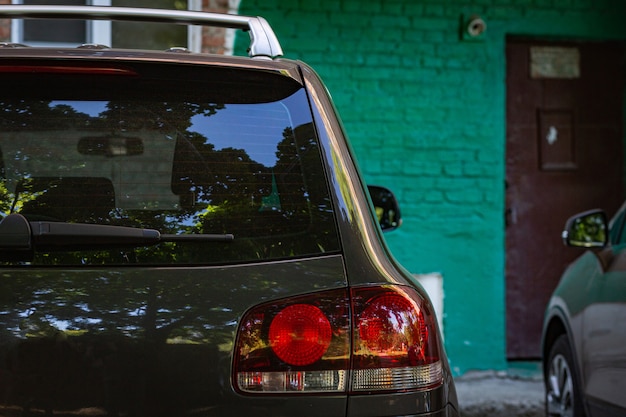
[0,5,458,417]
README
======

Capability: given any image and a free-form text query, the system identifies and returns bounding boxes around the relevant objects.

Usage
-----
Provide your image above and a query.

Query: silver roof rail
[0,5,283,58]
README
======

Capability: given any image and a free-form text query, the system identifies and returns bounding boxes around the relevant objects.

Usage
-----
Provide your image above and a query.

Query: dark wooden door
[506,39,624,359]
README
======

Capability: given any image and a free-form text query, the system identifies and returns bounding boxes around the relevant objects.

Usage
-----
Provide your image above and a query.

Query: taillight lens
[233,285,442,394]
[351,286,442,391]
[234,289,350,393]
[268,303,332,366]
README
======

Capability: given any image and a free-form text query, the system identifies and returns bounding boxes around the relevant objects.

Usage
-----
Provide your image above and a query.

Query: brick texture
[200,0,230,54]
[0,0,11,42]
[236,0,626,375]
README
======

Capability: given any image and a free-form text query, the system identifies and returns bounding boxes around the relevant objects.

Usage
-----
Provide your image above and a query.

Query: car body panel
[0,7,458,416]
[0,256,349,416]
[581,248,626,410]
[300,63,415,287]
[543,209,626,416]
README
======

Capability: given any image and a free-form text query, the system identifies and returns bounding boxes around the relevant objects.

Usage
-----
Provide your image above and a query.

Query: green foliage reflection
[0,96,338,265]
[568,212,607,247]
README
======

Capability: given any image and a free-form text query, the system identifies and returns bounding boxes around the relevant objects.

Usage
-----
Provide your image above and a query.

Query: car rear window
[0,61,339,266]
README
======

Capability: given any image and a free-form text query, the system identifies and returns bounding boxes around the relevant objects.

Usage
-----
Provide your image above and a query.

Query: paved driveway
[455,371,544,417]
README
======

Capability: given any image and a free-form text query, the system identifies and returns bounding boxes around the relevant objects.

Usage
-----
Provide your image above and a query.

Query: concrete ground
[454,370,545,417]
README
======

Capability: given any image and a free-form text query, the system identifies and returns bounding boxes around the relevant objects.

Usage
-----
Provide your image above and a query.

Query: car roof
[0,45,303,84]
[0,5,304,84]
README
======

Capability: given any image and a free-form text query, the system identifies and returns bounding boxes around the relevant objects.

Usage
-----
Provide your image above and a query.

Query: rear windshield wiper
[0,213,233,254]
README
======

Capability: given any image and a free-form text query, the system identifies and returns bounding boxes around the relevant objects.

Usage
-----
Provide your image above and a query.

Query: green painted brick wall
[236,0,626,375]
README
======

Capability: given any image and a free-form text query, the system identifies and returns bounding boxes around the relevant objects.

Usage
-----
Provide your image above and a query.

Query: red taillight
[233,286,442,394]
[359,292,427,355]
[351,286,442,392]
[235,289,350,393]
[268,304,332,366]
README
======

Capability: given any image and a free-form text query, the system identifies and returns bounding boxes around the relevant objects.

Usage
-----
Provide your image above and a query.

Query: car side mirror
[367,185,402,232]
[562,209,608,248]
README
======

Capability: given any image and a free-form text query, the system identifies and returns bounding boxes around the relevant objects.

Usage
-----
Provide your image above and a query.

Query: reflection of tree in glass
[0,100,91,130]
[167,122,338,263]
[0,99,336,265]
[0,270,237,412]
[2,271,237,343]
[0,99,224,131]
[93,100,224,132]
[571,213,606,245]
[0,181,13,215]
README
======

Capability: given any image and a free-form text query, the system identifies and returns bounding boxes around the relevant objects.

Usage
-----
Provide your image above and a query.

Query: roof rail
[0,5,283,58]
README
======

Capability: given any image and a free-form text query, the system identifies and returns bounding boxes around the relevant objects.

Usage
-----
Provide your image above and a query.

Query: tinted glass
[0,64,339,265]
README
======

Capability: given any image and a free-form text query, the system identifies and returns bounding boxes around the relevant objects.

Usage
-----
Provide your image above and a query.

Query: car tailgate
[0,255,348,416]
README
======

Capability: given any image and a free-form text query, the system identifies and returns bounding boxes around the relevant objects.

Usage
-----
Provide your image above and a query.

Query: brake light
[0,65,137,76]
[351,286,442,391]
[233,285,442,394]
[235,289,350,393]
[268,304,332,366]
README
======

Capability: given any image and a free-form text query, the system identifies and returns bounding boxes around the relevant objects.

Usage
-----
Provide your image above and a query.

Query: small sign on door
[530,46,580,79]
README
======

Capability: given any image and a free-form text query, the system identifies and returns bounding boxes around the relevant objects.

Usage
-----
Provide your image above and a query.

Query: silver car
[543,203,626,417]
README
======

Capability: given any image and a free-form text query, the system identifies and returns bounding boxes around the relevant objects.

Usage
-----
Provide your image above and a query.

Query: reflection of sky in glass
[52,89,314,168]
[52,100,107,117]
[189,103,288,167]
[52,99,289,166]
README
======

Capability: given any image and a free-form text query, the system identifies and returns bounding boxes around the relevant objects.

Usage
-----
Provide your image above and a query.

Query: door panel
[0,256,349,416]
[583,246,626,414]
[506,40,624,358]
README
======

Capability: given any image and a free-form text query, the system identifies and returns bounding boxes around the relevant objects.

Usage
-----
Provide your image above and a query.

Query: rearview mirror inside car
[78,135,144,157]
